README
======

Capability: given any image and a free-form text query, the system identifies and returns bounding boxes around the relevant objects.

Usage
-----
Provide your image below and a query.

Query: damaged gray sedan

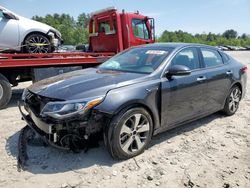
[19,43,247,162]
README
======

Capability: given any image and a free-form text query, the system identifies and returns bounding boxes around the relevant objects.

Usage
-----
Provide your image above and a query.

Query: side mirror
[166,65,191,78]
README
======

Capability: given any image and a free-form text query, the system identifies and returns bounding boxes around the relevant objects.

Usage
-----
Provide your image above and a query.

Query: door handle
[226,70,233,75]
[197,76,206,82]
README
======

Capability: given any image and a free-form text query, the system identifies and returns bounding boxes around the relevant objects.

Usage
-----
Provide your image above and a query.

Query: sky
[1,0,250,36]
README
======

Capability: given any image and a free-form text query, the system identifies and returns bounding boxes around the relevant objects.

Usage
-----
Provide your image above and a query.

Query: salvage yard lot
[0,51,249,188]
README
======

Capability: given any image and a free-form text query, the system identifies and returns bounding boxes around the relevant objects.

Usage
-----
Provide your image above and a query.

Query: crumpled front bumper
[47,29,63,47]
[17,101,105,171]
[17,103,68,171]
[18,103,69,150]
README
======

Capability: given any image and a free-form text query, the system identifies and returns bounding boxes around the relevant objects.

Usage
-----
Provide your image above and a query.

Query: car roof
[0,5,7,11]
[0,5,17,16]
[140,42,217,50]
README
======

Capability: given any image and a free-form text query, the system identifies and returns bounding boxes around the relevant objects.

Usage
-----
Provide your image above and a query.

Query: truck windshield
[99,47,172,74]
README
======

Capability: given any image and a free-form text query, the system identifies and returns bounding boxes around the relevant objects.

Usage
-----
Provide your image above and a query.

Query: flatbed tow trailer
[0,52,114,68]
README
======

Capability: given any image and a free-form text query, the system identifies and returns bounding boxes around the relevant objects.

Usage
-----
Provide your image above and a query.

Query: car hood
[19,16,60,35]
[28,68,148,100]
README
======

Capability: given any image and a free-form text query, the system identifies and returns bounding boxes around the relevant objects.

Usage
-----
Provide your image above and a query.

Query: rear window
[201,48,224,68]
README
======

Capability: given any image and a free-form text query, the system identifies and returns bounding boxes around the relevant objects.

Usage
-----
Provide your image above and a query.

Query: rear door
[161,47,207,127]
[0,9,19,49]
[200,48,232,112]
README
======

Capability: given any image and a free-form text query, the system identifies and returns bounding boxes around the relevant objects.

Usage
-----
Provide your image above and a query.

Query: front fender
[96,80,161,132]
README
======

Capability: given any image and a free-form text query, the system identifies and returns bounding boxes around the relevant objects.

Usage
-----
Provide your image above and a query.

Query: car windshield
[99,47,172,74]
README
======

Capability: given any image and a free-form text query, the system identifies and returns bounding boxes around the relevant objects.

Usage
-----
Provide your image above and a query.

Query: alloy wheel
[119,113,150,154]
[26,35,50,53]
[228,87,241,113]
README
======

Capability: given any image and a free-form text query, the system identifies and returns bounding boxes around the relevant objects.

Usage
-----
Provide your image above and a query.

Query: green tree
[222,29,238,39]
[32,13,89,45]
[158,29,250,46]
[77,13,90,28]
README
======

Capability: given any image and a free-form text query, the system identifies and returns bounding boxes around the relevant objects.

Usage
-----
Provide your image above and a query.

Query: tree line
[32,13,90,45]
[158,30,250,46]
[32,13,250,46]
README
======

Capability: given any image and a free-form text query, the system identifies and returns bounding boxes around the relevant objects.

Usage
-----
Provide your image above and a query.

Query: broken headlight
[40,96,104,119]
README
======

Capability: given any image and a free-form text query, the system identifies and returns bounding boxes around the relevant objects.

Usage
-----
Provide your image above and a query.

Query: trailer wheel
[0,79,12,109]
[23,33,52,53]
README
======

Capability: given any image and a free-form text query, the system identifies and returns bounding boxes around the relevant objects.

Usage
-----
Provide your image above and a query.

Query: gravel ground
[0,51,249,188]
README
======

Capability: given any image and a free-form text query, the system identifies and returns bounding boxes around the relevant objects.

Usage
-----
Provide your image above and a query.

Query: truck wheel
[105,107,153,159]
[0,79,12,109]
[24,33,52,53]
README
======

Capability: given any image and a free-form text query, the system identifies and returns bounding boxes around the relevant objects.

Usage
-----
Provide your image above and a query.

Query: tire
[0,79,12,109]
[23,33,52,53]
[222,85,241,116]
[105,107,153,159]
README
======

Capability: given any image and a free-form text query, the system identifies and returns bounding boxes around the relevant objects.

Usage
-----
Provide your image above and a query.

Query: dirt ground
[0,51,249,188]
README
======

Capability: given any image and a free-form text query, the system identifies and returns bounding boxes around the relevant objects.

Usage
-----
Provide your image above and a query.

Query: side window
[112,19,117,32]
[171,48,200,70]
[201,48,223,67]
[0,10,4,18]
[99,21,110,33]
[132,19,149,40]
[220,52,230,63]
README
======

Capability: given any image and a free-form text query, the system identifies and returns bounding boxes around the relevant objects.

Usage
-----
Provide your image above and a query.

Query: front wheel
[105,107,153,159]
[222,86,241,116]
[23,33,52,53]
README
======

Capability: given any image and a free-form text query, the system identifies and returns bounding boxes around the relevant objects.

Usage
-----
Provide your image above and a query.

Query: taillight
[241,66,248,73]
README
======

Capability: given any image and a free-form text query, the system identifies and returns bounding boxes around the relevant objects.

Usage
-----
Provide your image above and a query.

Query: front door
[161,47,207,126]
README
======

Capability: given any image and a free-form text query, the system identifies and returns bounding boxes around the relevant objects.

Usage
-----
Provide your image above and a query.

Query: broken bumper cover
[17,102,106,170]
[18,103,68,150]
[47,29,63,47]
[18,100,105,149]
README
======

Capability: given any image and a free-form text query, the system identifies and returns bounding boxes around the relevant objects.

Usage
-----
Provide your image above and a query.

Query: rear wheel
[0,79,12,109]
[23,33,52,53]
[222,86,241,116]
[105,107,153,159]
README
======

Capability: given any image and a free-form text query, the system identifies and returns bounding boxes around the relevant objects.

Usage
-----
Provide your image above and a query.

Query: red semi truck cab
[88,7,155,53]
